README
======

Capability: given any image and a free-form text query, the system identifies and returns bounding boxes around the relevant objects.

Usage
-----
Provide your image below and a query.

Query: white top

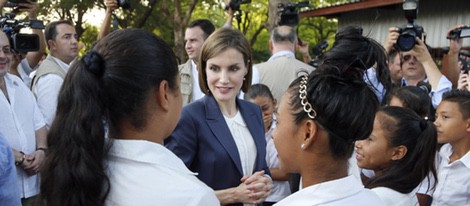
[32,56,70,129]
[224,110,256,177]
[190,60,205,102]
[274,175,385,206]
[265,117,291,202]
[17,58,34,88]
[431,143,470,206]
[0,74,46,198]
[190,59,260,102]
[105,139,219,206]
[372,187,419,206]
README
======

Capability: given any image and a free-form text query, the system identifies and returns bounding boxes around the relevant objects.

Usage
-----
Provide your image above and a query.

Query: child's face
[272,91,302,173]
[248,96,276,131]
[434,101,469,144]
[355,112,397,172]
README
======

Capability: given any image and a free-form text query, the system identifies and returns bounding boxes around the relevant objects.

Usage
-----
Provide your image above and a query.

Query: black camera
[460,51,470,74]
[277,1,309,26]
[396,0,424,52]
[0,13,44,53]
[117,0,131,9]
[226,0,251,11]
[447,26,470,40]
[5,0,36,9]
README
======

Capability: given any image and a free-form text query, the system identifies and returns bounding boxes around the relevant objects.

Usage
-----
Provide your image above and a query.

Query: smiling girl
[355,106,437,206]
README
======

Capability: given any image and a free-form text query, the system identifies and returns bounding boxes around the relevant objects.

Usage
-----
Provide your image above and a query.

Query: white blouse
[224,110,257,177]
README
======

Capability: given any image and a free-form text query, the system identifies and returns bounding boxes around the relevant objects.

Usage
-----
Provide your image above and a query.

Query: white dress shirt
[105,139,219,206]
[431,144,470,206]
[32,56,70,128]
[0,74,46,198]
[372,187,419,206]
[274,175,385,206]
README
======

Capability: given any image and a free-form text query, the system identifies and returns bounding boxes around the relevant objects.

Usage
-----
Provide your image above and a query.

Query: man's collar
[268,50,295,61]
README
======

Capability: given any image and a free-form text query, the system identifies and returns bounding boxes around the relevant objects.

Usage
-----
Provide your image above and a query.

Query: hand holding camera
[395,0,424,52]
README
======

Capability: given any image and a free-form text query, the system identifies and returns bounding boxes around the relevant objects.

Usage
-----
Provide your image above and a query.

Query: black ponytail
[40,29,179,206]
[40,52,109,206]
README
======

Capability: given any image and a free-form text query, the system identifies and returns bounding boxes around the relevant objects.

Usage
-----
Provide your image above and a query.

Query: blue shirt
[0,132,20,206]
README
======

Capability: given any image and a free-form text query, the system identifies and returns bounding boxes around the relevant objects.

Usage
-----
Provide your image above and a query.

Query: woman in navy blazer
[166,28,272,205]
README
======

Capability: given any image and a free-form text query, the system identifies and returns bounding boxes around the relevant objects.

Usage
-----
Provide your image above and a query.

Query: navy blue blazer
[165,95,269,203]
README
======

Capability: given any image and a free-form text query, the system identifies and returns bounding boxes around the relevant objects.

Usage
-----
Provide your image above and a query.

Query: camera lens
[397,30,416,51]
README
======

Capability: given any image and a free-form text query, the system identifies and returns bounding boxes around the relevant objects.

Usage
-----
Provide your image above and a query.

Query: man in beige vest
[255,26,315,102]
[32,20,78,128]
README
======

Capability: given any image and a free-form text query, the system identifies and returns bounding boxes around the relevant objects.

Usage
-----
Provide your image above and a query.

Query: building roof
[300,0,403,18]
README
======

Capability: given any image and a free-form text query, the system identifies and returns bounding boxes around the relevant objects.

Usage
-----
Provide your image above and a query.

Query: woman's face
[205,48,247,104]
[272,91,302,173]
[355,112,396,172]
[248,96,276,132]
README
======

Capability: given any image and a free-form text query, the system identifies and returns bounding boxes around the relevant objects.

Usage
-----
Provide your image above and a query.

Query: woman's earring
[300,143,305,150]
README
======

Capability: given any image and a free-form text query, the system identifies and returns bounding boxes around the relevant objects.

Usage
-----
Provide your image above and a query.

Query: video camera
[396,0,424,52]
[225,0,251,11]
[4,0,36,9]
[459,50,470,74]
[308,41,328,68]
[447,26,470,40]
[0,13,44,53]
[117,0,131,9]
[277,1,309,26]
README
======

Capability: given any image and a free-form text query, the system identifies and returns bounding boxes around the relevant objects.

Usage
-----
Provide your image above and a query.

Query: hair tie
[419,119,428,130]
[82,51,105,77]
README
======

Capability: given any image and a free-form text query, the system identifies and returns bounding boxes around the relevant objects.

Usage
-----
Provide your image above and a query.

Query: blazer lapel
[205,96,244,176]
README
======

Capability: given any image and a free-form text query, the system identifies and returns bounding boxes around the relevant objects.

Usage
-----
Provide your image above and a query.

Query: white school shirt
[431,143,470,206]
[0,74,46,198]
[32,56,70,129]
[372,187,419,206]
[105,139,220,206]
[274,175,385,206]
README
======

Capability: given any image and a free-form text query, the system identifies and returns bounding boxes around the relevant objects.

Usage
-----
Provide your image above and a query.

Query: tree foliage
[33,0,344,62]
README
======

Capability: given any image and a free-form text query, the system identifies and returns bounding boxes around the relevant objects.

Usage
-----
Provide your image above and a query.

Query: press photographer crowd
[0,0,469,205]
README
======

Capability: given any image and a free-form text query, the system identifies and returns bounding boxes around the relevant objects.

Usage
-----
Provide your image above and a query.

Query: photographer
[98,0,118,40]
[0,0,46,88]
[442,24,467,87]
[384,27,452,109]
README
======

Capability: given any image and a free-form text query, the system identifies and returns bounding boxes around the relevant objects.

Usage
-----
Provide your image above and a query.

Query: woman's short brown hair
[198,28,253,94]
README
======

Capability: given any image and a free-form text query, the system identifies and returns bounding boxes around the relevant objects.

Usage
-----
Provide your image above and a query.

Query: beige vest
[31,55,66,91]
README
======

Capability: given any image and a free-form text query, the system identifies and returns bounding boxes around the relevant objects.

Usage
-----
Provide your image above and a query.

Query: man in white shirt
[180,19,216,106]
[31,20,78,128]
[0,30,47,206]
[0,0,46,88]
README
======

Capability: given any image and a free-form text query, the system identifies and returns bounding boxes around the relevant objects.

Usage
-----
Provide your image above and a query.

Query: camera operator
[442,24,467,87]
[98,0,118,40]
[384,27,452,109]
[0,0,46,88]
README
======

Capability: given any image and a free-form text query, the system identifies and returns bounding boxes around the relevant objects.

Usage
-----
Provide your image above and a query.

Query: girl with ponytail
[39,29,219,206]
[355,106,438,206]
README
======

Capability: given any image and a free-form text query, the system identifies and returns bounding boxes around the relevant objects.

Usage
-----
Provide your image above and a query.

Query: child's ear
[466,118,470,133]
[391,145,408,161]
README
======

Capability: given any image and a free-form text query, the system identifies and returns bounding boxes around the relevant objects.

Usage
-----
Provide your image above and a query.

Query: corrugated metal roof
[336,0,470,48]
